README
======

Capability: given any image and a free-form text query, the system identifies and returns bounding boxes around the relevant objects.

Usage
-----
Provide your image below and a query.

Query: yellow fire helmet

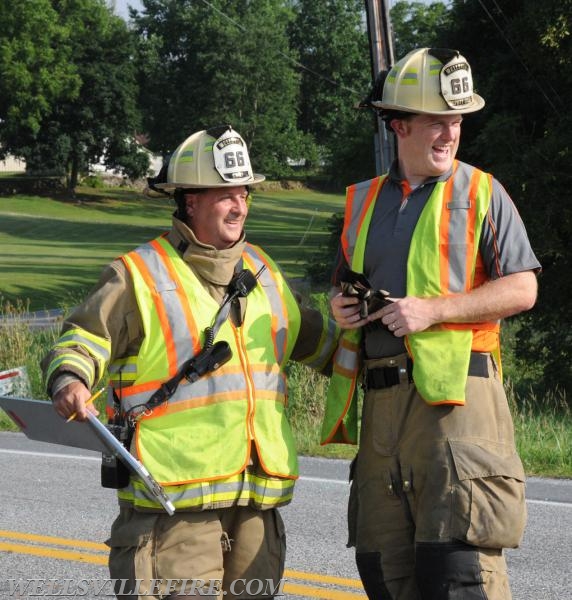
[154,125,265,191]
[372,48,485,115]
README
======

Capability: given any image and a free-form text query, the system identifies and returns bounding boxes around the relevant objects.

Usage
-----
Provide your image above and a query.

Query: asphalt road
[0,432,570,599]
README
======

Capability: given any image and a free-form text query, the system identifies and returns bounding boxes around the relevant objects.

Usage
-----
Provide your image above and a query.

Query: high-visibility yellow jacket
[321,160,501,445]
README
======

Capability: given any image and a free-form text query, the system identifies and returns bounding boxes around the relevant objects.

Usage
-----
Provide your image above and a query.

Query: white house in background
[0,154,26,173]
[0,140,163,178]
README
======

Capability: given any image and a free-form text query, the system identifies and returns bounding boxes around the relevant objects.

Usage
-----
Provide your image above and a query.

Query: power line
[198,0,362,96]
[476,0,561,114]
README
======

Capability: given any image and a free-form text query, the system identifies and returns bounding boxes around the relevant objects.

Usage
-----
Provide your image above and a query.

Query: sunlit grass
[0,185,345,310]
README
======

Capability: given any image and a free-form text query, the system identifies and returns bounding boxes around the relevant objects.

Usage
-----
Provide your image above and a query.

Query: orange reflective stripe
[150,237,201,355]
[353,178,384,271]
[123,250,178,377]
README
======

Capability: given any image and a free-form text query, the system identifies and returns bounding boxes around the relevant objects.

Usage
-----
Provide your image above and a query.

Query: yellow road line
[284,569,363,589]
[0,529,107,551]
[284,582,365,599]
[0,530,366,598]
[0,541,107,565]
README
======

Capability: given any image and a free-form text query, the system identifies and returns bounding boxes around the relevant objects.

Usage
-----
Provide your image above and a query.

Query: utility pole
[364,0,395,175]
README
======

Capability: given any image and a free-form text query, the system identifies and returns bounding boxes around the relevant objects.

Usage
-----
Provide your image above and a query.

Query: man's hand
[331,293,369,329]
[53,380,99,422]
[367,271,538,337]
[369,296,440,337]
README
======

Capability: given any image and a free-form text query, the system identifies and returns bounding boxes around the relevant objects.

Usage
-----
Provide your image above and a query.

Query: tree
[0,0,147,192]
[289,0,374,186]
[390,1,451,58]
[0,0,80,158]
[133,0,306,178]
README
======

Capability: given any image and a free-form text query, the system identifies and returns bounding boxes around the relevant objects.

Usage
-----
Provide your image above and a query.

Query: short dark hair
[174,188,206,220]
[380,110,415,132]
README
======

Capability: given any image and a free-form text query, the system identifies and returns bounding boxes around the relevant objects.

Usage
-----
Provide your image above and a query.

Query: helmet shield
[431,49,478,110]
[212,127,253,184]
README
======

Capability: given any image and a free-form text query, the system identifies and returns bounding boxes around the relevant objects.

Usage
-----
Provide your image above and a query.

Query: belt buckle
[387,357,410,385]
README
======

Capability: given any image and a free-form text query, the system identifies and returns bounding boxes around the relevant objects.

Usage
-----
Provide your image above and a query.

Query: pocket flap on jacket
[449,439,525,482]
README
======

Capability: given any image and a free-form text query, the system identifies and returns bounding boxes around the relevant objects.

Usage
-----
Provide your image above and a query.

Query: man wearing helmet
[323,49,540,599]
[42,126,339,599]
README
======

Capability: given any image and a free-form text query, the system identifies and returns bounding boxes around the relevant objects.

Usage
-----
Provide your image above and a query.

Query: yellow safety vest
[321,161,500,445]
[108,236,302,509]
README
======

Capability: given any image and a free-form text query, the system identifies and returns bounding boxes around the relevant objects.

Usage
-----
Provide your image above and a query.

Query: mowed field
[0,185,346,311]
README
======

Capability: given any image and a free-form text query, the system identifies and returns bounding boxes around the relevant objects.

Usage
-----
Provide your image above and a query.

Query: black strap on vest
[142,264,266,412]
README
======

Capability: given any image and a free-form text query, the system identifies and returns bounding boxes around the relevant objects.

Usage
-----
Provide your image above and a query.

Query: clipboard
[0,395,175,515]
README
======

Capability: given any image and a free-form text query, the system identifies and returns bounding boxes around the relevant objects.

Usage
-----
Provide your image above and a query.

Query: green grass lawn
[0,185,345,311]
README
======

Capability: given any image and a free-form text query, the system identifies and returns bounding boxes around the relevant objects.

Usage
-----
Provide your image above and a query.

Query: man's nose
[441,125,457,141]
[232,195,248,214]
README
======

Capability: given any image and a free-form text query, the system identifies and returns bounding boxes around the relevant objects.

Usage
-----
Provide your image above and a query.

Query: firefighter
[42,126,339,600]
[322,49,541,599]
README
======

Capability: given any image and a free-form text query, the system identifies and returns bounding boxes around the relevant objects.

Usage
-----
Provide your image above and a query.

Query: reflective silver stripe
[120,369,286,414]
[447,163,475,293]
[108,362,137,376]
[336,338,359,372]
[344,179,375,261]
[120,474,295,509]
[131,240,197,369]
[302,315,339,370]
[244,245,288,363]
[56,330,110,361]
[46,353,95,386]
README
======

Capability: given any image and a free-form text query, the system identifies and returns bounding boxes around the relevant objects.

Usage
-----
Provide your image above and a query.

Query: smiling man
[323,49,540,599]
[42,126,339,600]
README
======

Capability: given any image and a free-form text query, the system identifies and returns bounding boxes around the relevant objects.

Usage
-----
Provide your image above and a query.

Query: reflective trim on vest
[112,237,301,493]
[122,235,202,380]
[119,364,287,416]
[117,471,296,511]
[320,329,360,445]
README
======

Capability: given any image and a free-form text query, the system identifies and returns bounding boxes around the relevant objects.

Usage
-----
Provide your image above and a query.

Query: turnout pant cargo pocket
[448,439,527,549]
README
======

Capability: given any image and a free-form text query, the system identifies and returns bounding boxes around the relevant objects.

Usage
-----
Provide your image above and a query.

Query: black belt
[366,352,490,390]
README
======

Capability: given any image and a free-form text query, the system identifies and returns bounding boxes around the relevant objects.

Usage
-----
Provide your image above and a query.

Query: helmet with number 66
[366,48,485,116]
[154,125,265,191]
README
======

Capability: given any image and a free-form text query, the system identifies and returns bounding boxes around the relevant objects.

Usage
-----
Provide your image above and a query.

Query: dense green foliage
[132,0,311,177]
[288,0,376,186]
[0,0,148,191]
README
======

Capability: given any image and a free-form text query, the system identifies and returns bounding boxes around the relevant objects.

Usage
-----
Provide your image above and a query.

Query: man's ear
[390,118,409,138]
[185,193,198,217]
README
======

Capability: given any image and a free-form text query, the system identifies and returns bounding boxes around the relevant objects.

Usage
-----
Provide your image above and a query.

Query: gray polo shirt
[332,161,541,358]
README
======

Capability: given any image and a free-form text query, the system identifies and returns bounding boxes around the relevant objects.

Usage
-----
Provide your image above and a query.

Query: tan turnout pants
[107,505,286,599]
[349,353,526,600]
